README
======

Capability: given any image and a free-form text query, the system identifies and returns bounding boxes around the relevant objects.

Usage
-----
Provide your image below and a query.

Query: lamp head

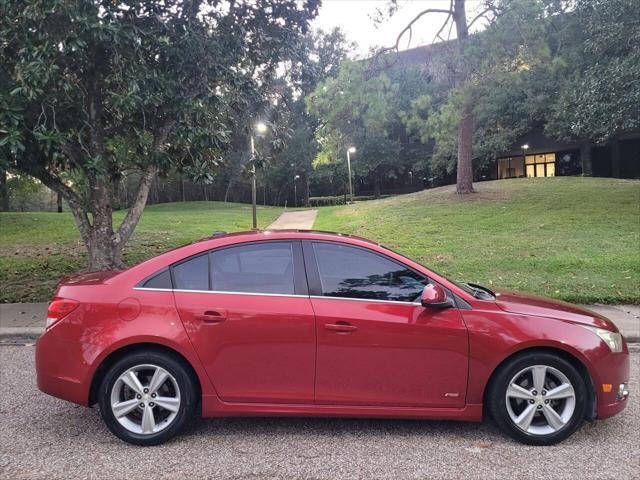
[521,144,529,150]
[348,147,356,153]
[255,122,268,134]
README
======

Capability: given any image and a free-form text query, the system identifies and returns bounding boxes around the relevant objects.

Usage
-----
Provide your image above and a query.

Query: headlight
[584,326,623,353]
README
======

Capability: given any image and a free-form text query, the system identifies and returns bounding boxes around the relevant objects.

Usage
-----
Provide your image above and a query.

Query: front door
[173,241,316,404]
[305,241,469,407]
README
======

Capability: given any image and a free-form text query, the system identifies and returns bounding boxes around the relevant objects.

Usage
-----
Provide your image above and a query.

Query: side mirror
[421,284,454,309]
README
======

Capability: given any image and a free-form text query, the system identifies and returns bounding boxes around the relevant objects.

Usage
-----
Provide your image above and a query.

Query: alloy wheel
[505,364,576,436]
[110,364,181,435]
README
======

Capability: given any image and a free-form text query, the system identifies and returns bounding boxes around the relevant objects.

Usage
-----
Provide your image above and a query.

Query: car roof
[114,229,386,288]
[195,229,380,246]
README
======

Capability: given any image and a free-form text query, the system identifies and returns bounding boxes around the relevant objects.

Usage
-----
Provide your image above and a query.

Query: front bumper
[592,346,630,419]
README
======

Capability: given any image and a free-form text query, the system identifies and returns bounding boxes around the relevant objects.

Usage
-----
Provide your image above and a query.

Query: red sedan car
[36,230,629,446]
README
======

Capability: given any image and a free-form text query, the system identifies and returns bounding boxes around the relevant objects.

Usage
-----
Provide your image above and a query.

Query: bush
[352,194,393,201]
[309,195,346,207]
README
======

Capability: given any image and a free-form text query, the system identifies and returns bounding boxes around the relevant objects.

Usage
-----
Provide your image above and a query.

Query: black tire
[98,350,197,446]
[487,352,588,446]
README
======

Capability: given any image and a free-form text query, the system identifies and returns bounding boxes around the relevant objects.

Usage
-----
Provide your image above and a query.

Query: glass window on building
[497,157,525,179]
[525,152,556,178]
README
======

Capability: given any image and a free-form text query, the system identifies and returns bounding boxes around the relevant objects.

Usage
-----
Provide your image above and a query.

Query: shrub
[309,195,346,207]
[352,194,393,201]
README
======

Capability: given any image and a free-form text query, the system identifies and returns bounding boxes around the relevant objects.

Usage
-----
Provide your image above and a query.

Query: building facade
[483,130,640,181]
[393,44,640,183]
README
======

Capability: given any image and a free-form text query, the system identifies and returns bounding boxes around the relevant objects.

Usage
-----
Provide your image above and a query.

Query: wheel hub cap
[505,365,576,436]
[110,364,181,435]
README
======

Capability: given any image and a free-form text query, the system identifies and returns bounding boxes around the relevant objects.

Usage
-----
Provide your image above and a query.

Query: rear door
[173,241,316,404]
[305,241,469,407]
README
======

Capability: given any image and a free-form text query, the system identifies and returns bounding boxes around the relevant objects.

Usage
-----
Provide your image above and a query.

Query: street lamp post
[347,146,356,204]
[250,122,268,229]
[521,143,530,178]
[294,174,300,207]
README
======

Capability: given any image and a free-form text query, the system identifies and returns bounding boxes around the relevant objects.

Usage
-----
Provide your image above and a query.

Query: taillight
[46,298,80,329]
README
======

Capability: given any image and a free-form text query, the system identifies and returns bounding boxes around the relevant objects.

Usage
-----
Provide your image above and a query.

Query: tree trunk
[611,136,621,178]
[224,179,233,202]
[373,176,381,198]
[580,142,592,176]
[0,169,9,211]
[84,165,156,271]
[87,177,119,270]
[456,100,475,193]
[56,192,63,213]
[203,184,209,201]
[180,174,186,202]
[452,0,475,194]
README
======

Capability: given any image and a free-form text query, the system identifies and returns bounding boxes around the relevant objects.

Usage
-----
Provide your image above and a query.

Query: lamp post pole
[250,122,268,229]
[250,135,257,229]
[521,143,529,178]
[347,147,356,203]
[294,174,300,207]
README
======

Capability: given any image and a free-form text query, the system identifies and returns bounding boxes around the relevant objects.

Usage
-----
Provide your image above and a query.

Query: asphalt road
[1,345,638,480]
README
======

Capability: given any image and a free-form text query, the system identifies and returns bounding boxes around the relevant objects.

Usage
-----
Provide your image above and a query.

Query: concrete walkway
[1,301,638,342]
[0,303,47,339]
[267,209,317,230]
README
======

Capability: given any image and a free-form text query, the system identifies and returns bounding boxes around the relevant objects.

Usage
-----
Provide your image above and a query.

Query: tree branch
[115,119,175,249]
[433,1,454,44]
[60,142,89,171]
[376,8,453,58]
[20,164,92,246]
[116,164,158,249]
[467,7,494,31]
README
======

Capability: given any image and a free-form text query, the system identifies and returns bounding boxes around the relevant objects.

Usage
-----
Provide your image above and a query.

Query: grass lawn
[0,202,283,303]
[0,177,638,304]
[314,177,639,304]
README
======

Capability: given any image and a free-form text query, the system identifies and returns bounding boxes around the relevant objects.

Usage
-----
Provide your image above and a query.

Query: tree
[308,60,412,198]
[375,0,500,193]
[0,0,319,270]
[546,0,640,175]
[389,0,580,183]
[273,28,354,206]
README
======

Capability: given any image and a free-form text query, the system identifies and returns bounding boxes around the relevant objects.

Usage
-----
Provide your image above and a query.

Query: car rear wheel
[487,352,588,445]
[98,351,197,446]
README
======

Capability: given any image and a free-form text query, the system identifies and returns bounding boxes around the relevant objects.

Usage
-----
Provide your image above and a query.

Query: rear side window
[172,254,209,291]
[312,242,427,302]
[211,242,295,294]
[142,269,172,289]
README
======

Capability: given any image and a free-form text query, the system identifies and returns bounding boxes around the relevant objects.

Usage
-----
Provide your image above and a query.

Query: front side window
[211,242,295,295]
[312,242,427,302]
[172,254,209,291]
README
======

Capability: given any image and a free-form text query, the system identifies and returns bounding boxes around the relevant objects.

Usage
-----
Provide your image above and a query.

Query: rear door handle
[195,309,227,324]
[325,322,357,333]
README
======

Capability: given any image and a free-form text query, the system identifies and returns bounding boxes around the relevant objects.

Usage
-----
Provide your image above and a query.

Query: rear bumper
[35,330,95,406]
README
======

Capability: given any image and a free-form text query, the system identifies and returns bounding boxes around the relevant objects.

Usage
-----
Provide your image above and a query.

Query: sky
[312,0,488,57]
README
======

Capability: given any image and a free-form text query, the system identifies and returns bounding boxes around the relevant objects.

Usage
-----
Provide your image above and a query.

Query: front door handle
[325,322,357,333]
[195,309,227,324]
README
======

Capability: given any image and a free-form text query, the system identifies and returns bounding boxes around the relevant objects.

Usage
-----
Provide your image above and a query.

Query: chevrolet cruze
[35,230,630,445]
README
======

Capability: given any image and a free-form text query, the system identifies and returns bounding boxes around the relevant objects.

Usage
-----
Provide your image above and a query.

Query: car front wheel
[487,352,588,445]
[98,351,197,446]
